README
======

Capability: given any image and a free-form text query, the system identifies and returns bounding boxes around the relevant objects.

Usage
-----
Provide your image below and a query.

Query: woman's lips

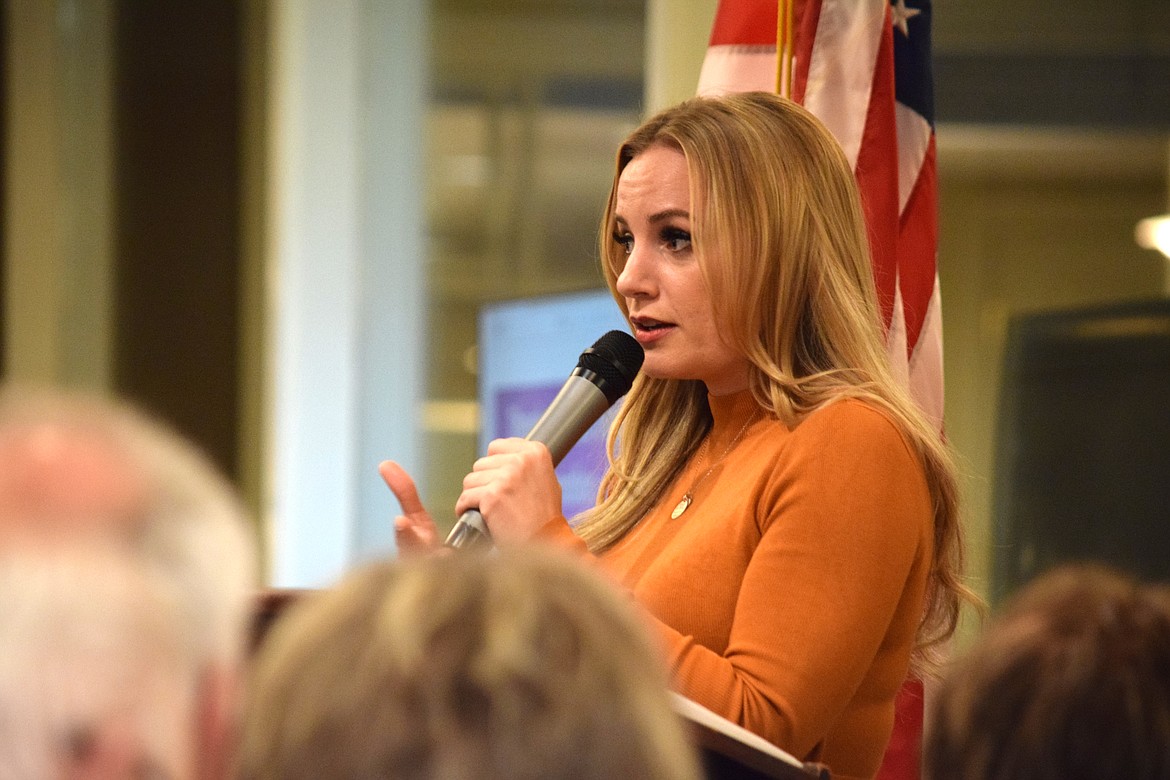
[630,317,675,344]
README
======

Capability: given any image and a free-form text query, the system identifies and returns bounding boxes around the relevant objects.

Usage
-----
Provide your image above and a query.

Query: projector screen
[478,290,630,521]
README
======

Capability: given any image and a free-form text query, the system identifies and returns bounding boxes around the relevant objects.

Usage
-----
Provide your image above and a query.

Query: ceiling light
[1135,214,1170,260]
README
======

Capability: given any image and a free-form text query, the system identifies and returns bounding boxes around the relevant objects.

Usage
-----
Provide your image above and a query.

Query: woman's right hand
[378,460,441,555]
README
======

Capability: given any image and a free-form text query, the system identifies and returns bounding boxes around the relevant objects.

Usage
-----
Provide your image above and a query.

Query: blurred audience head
[238,548,701,780]
[925,563,1170,780]
[0,543,194,777]
[0,385,258,778]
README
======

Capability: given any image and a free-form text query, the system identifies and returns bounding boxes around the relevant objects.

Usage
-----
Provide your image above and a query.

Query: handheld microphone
[444,330,644,550]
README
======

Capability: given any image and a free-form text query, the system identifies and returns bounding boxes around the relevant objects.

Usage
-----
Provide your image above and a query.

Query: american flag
[698,0,943,430]
[697,1,941,778]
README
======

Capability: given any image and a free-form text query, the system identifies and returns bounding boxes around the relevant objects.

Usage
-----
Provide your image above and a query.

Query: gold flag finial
[777,0,795,98]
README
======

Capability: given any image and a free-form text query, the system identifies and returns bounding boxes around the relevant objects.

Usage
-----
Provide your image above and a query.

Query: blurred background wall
[4,0,1168,606]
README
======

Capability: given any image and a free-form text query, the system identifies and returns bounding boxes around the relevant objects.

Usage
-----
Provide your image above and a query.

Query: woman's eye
[612,232,634,255]
[661,228,691,253]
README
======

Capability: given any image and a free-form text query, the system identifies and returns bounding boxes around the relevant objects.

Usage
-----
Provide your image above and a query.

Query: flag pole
[776,0,794,98]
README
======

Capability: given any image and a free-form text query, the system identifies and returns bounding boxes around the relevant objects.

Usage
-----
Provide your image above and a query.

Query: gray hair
[0,544,197,777]
[0,386,257,669]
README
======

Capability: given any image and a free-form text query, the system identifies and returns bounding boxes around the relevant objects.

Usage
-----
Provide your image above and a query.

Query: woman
[382,91,973,779]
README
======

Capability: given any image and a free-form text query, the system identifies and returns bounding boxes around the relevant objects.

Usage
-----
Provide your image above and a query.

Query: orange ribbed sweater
[539,390,934,780]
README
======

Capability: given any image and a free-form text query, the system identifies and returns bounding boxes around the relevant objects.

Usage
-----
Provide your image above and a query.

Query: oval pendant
[671,493,692,520]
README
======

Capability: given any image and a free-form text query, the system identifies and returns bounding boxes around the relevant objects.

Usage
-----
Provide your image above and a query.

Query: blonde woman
[382,91,974,779]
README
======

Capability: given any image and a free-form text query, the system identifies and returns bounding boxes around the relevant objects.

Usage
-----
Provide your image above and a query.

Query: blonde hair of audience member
[0,386,258,777]
[925,564,1170,780]
[238,549,702,780]
[575,91,974,668]
[0,544,196,778]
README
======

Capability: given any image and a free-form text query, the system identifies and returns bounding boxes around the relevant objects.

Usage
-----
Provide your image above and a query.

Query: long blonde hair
[574,92,975,669]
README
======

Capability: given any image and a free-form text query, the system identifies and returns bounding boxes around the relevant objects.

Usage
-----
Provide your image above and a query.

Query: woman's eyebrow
[648,208,689,224]
[612,208,689,227]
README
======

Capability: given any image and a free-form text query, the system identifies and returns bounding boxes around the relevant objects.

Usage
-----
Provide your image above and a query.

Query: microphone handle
[444,374,611,550]
[445,508,493,551]
[523,372,611,466]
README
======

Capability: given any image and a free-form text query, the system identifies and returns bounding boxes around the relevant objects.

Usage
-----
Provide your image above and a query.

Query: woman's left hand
[379,460,441,555]
[454,438,563,546]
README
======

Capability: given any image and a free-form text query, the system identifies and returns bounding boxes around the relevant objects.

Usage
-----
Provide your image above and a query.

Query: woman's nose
[615,243,655,299]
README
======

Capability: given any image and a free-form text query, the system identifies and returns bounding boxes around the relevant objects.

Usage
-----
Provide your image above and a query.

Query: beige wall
[645,0,717,114]
[4,0,114,388]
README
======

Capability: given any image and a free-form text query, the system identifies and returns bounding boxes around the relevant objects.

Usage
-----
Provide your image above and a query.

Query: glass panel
[423,0,645,529]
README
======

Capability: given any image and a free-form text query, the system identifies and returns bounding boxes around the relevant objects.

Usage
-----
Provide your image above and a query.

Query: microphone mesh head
[577,330,644,403]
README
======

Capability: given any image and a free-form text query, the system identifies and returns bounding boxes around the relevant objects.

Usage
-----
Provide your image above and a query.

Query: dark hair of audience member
[925,563,1170,780]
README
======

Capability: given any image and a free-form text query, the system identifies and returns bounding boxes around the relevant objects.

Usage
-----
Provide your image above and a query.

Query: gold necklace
[670,411,761,520]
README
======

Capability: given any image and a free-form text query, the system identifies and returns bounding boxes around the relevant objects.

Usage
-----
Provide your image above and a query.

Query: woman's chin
[640,360,690,383]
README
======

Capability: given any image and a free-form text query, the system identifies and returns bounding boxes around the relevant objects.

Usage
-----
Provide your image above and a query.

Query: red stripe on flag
[850,8,899,331]
[708,0,780,46]
[875,678,925,780]
[898,136,938,356]
[790,0,822,103]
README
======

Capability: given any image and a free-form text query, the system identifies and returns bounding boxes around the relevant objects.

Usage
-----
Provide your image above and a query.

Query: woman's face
[612,145,750,396]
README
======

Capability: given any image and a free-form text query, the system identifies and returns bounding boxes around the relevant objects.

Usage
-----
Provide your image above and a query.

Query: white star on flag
[891,0,921,37]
